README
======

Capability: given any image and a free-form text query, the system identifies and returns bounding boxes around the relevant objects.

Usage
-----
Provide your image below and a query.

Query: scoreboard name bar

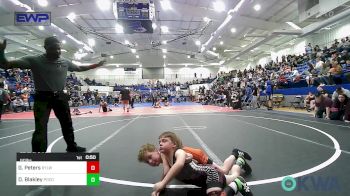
[17,153,99,161]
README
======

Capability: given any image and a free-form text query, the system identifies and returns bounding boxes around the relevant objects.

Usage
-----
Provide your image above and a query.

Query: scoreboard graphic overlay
[16,153,100,186]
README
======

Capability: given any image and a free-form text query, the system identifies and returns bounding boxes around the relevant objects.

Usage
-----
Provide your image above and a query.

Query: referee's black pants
[32,92,76,152]
[0,100,3,120]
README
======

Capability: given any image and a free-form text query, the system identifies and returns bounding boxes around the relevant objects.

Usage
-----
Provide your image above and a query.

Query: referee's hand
[97,60,106,67]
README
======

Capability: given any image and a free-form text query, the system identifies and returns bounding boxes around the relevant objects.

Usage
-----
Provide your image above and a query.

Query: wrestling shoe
[235,176,253,196]
[232,148,252,160]
[66,145,86,152]
[236,157,252,175]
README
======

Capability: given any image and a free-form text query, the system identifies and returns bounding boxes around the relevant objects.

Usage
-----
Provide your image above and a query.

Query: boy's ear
[171,142,177,148]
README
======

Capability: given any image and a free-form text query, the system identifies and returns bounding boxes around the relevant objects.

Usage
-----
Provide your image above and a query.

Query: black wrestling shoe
[235,176,253,196]
[242,160,252,175]
[66,145,86,152]
[236,157,252,175]
[232,148,252,160]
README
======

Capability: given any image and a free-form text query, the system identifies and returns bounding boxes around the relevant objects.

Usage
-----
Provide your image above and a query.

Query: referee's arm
[0,40,31,69]
[68,60,106,72]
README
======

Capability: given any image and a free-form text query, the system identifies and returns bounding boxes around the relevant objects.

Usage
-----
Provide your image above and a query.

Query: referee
[0,37,106,152]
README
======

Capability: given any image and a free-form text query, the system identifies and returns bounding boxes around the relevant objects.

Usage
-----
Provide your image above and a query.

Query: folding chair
[272,94,284,108]
[289,95,303,109]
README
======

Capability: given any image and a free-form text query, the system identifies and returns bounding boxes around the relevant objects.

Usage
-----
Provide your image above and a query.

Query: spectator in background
[120,87,131,112]
[321,60,342,85]
[0,82,10,121]
[151,91,156,106]
[130,93,135,109]
[265,80,273,110]
[332,86,350,101]
[305,43,313,58]
[314,93,332,119]
[251,84,259,109]
[244,85,252,102]
[339,39,348,52]
[28,93,34,110]
[314,57,324,72]
[330,94,349,121]
[21,93,29,111]
[329,60,343,75]
[304,92,315,112]
[341,50,349,62]
[12,96,23,112]
[114,93,119,107]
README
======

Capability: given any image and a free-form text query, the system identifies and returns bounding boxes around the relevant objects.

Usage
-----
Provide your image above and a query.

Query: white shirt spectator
[291,69,299,77]
[12,98,24,106]
[23,99,29,107]
[315,60,324,70]
[305,44,312,54]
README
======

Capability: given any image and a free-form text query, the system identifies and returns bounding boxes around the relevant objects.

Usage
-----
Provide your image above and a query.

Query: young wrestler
[71,108,92,115]
[99,100,112,112]
[138,143,252,175]
[151,131,252,196]
[163,95,170,107]
[154,98,162,108]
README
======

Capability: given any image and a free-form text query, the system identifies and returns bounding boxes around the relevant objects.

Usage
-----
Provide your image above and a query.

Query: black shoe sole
[232,148,252,160]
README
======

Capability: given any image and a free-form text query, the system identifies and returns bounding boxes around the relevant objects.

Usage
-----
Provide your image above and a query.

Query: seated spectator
[231,92,242,110]
[12,96,24,112]
[339,39,349,52]
[304,92,315,112]
[314,93,332,119]
[20,93,29,111]
[330,94,349,121]
[341,50,349,62]
[329,60,343,75]
[314,57,324,72]
[332,86,350,101]
[346,59,350,70]
[277,75,288,88]
[317,60,341,85]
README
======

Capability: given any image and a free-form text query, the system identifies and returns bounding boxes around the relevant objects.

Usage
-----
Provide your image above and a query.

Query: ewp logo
[281,176,342,192]
[15,12,51,26]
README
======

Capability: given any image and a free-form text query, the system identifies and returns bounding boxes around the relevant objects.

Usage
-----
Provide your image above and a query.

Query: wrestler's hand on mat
[153,181,165,193]
[151,191,160,196]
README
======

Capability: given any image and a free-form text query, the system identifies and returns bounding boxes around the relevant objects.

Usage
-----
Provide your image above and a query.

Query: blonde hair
[138,143,156,162]
[159,131,183,149]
